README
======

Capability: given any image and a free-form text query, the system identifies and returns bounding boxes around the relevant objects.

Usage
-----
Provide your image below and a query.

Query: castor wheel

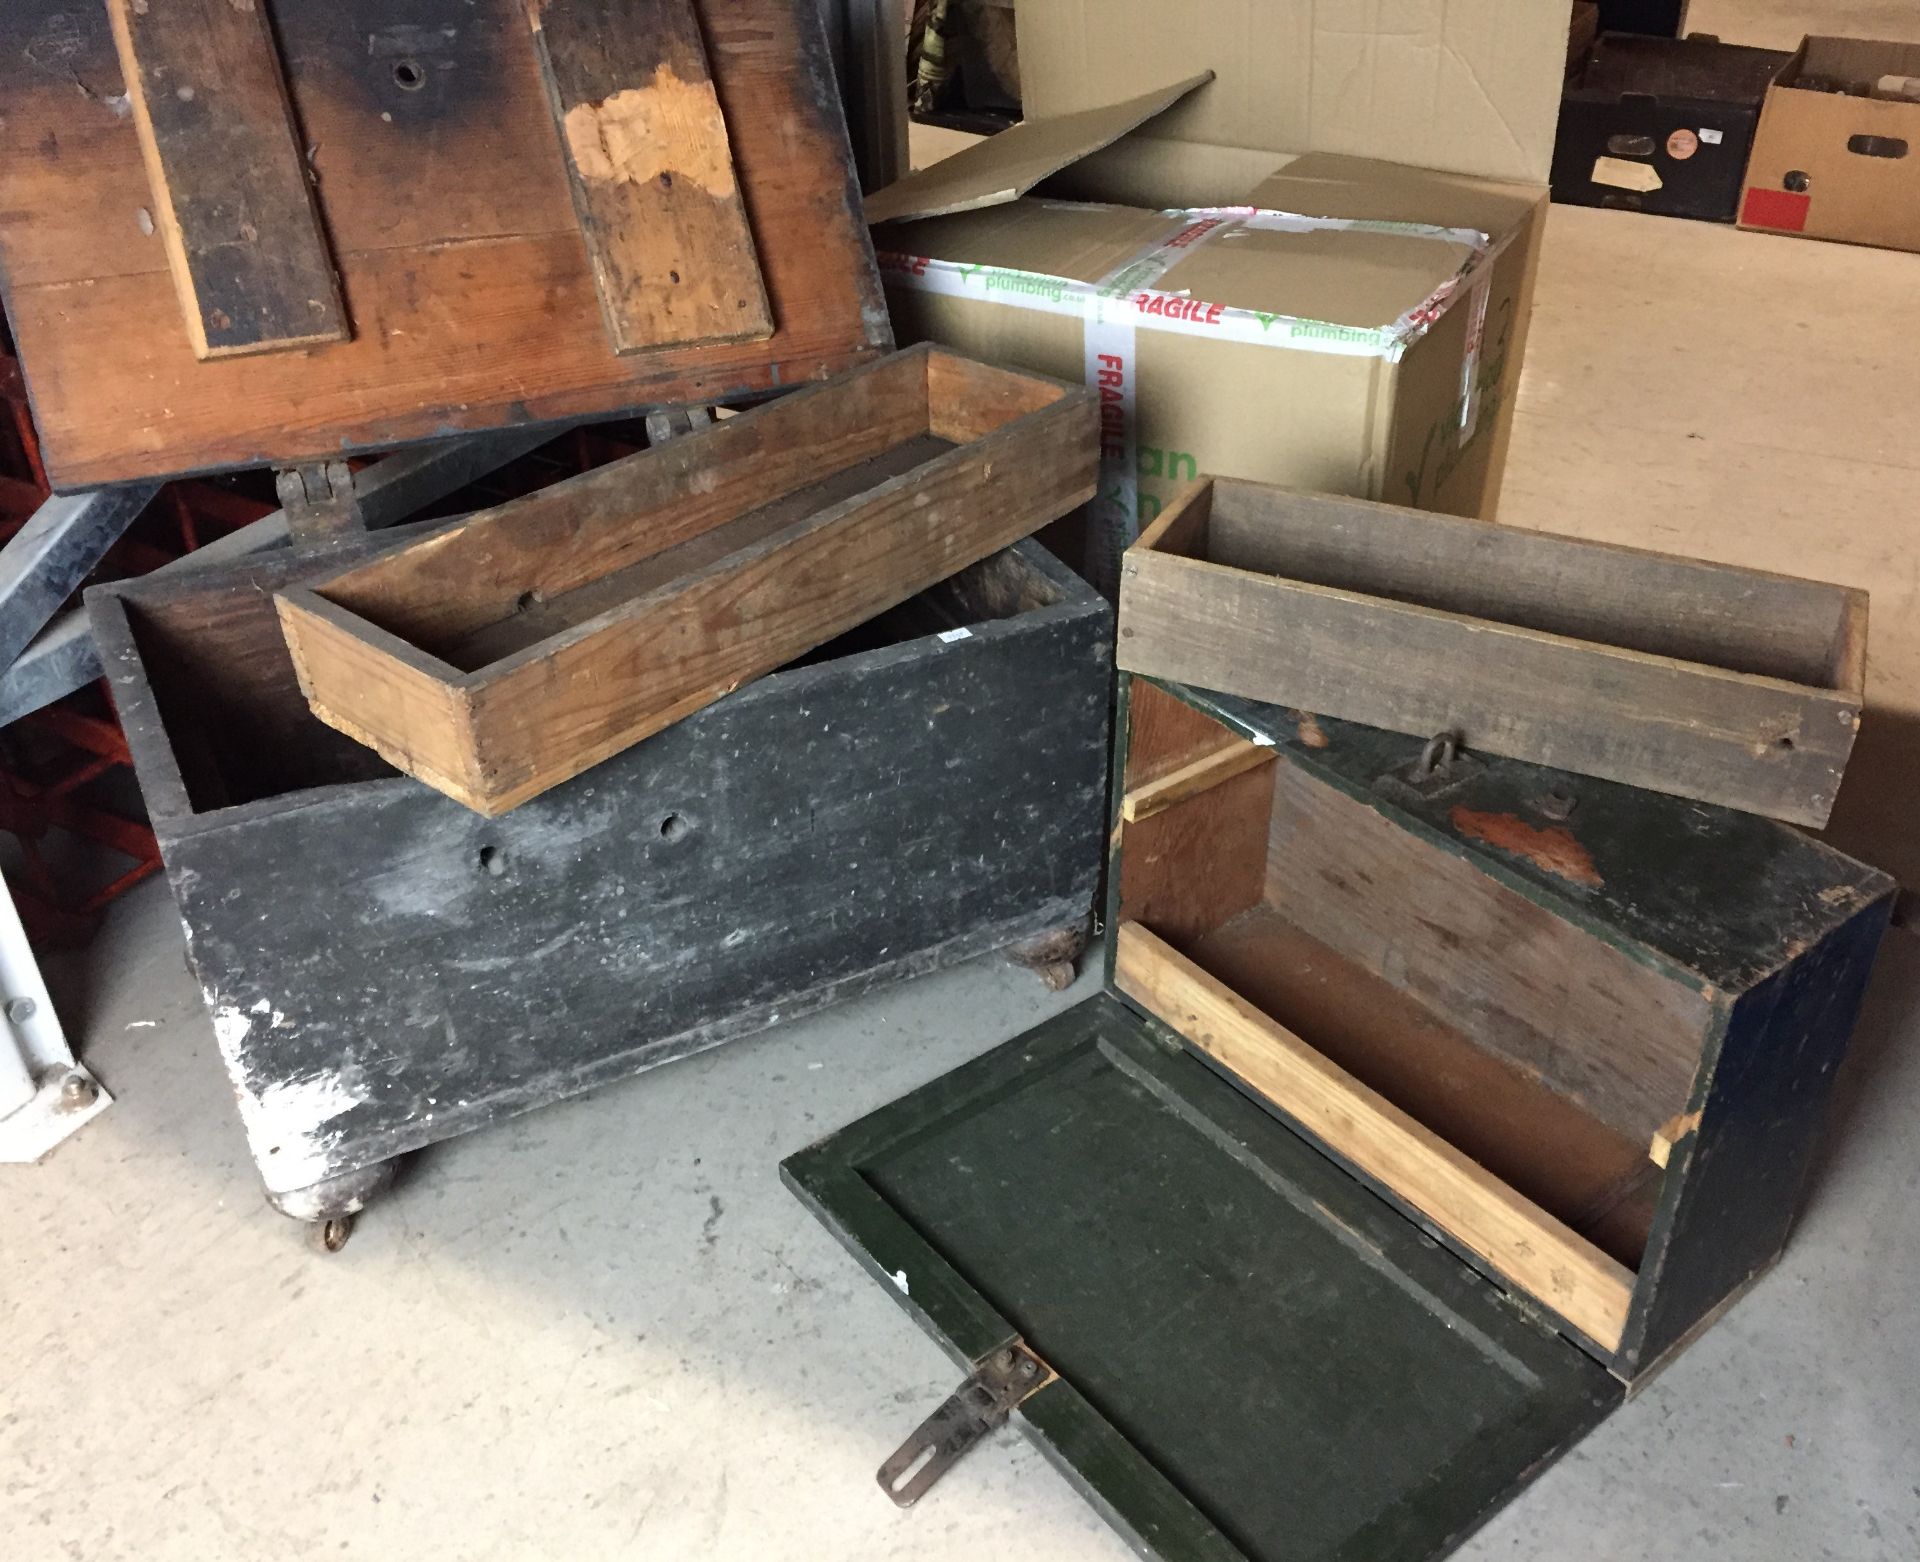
[1037,959,1076,992]
[1005,924,1089,993]
[307,1213,356,1255]
[270,1157,403,1253]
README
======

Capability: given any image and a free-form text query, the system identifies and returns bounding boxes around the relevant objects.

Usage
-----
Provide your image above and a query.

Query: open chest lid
[783,992,1618,1562]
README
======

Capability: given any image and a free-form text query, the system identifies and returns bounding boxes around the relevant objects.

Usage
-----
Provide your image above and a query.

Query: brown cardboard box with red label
[860,2,1568,590]
[1740,36,1920,252]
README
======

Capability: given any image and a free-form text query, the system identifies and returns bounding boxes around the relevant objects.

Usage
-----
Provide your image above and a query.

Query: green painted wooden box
[784,672,1895,1562]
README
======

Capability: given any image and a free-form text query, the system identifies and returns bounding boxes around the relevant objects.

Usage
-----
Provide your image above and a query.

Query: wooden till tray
[1116,476,1867,825]
[275,345,1097,814]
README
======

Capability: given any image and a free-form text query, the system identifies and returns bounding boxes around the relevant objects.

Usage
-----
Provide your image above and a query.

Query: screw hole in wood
[393,59,426,91]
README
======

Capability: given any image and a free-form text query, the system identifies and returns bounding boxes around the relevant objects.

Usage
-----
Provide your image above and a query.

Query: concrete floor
[10,3,1920,1559]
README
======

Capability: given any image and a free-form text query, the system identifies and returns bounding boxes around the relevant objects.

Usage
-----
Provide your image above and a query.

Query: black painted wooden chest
[786,671,1895,1562]
[92,531,1110,1222]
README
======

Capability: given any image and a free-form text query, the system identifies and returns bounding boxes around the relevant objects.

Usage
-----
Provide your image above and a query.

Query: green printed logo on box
[956,265,1073,305]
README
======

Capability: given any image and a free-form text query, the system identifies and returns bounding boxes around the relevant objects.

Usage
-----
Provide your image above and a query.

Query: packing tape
[1081,300,1138,593]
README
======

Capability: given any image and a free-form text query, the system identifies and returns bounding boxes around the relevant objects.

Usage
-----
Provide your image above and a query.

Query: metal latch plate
[878,1341,1053,1507]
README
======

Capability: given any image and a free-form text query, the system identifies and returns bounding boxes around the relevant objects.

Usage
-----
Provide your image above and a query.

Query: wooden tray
[276,345,1096,814]
[1116,477,1868,825]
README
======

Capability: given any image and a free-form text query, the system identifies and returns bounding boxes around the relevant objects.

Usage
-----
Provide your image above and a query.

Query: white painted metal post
[0,874,112,1161]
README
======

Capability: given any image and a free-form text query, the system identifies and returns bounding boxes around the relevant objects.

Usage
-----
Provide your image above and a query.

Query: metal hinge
[275,460,367,543]
[878,1341,1054,1507]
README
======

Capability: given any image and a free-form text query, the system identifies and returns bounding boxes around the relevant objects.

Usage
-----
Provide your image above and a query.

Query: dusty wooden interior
[1166,479,1864,693]
[124,542,1065,818]
[1113,678,1720,1350]
[306,351,1068,674]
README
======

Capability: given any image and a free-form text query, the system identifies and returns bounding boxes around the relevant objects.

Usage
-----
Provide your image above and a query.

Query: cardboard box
[1740,36,1920,252]
[861,2,1570,587]
[1554,35,1792,222]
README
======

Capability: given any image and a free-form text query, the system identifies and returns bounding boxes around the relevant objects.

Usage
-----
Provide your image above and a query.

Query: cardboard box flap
[1159,223,1475,332]
[1247,153,1540,238]
[877,199,1480,338]
[1573,35,1791,105]
[875,203,1184,285]
[864,72,1214,224]
[1800,35,1920,84]
[1019,0,1570,187]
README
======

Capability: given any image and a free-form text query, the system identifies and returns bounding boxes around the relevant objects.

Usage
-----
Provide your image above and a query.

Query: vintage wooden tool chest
[91,530,1111,1232]
[785,672,1894,1562]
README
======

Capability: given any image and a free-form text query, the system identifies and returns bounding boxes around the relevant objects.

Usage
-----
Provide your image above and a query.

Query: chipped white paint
[211,1004,254,1052]
[207,996,369,1194]
[229,1068,372,1195]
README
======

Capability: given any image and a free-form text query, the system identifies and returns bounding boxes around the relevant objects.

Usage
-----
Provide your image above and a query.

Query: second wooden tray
[276,345,1096,814]
[1115,477,1867,825]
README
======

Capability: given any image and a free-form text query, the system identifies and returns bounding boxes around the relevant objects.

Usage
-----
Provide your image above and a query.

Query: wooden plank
[104,0,347,360]
[1257,752,1708,1143]
[1185,904,1659,1267]
[279,349,1095,814]
[1113,920,1637,1353]
[311,346,935,650]
[277,593,480,804]
[1204,480,1861,689]
[526,0,772,354]
[1119,542,1863,828]
[0,0,888,488]
[1119,740,1273,823]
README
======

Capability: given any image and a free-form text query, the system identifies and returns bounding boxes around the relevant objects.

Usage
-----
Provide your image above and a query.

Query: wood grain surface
[0,0,887,487]
[105,0,347,360]
[1114,920,1637,1353]
[526,0,771,353]
[1118,478,1865,826]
